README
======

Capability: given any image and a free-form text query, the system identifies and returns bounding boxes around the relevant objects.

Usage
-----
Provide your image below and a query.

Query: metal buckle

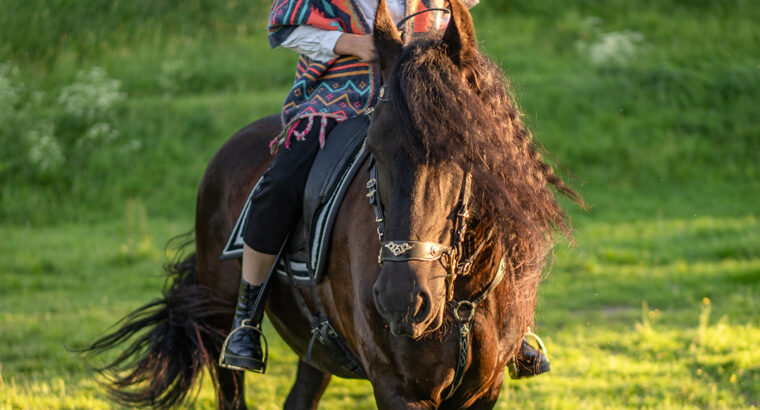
[453,300,476,322]
[457,260,472,276]
[440,252,451,268]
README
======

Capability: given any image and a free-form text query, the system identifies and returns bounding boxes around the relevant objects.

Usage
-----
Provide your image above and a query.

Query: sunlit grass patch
[2,206,758,408]
[503,300,760,408]
[0,376,111,409]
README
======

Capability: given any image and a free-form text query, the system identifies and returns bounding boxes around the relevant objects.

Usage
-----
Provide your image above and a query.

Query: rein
[395,8,451,30]
[365,153,506,400]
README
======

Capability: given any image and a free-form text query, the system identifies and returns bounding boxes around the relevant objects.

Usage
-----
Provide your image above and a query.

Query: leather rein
[365,151,506,400]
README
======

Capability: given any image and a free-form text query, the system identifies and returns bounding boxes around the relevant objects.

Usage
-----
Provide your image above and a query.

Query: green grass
[1,212,758,408]
[1,0,759,407]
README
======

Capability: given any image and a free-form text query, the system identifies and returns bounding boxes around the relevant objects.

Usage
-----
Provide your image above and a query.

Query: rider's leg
[242,245,276,286]
[220,118,338,372]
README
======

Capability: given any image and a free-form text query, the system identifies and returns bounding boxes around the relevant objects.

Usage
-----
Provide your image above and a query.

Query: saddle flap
[303,116,370,233]
[303,116,370,281]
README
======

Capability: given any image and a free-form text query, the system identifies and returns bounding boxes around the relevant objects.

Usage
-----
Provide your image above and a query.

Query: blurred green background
[1,0,758,408]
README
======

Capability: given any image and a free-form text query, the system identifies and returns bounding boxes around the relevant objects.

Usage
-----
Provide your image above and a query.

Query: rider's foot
[508,339,550,379]
[219,279,266,372]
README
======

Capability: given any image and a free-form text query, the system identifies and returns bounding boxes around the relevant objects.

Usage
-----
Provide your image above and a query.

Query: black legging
[242,118,338,254]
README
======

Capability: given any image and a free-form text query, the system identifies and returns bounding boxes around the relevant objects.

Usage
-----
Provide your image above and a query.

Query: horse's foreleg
[283,359,332,410]
[214,365,246,409]
[371,380,437,409]
[440,371,504,410]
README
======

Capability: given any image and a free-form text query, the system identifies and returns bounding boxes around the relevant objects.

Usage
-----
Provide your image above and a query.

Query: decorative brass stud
[384,241,413,256]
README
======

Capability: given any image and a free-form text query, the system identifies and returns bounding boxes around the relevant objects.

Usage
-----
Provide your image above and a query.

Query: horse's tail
[80,236,233,408]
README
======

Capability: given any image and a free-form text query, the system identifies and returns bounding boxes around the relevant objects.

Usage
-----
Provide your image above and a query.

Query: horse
[82,0,581,407]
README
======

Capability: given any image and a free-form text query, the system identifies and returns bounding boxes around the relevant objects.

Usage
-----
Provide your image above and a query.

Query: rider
[219,0,549,379]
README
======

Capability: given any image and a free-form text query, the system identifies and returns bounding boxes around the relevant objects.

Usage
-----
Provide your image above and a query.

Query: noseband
[366,156,474,301]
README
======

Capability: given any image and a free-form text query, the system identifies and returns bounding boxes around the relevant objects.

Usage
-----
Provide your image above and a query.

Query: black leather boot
[219,279,267,372]
[508,338,551,379]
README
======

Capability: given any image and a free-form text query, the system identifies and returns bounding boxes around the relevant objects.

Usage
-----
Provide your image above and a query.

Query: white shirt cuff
[280,26,344,63]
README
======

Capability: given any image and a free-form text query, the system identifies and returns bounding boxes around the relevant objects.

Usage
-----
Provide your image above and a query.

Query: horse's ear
[441,0,477,67]
[373,0,402,72]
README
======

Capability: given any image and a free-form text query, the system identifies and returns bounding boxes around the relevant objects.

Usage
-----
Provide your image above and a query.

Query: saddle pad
[220,116,370,283]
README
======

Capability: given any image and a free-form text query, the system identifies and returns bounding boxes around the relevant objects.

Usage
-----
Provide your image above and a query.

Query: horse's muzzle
[372,266,445,339]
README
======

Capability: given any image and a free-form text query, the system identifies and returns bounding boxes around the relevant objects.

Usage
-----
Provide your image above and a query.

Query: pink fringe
[269,114,346,154]
[318,116,329,147]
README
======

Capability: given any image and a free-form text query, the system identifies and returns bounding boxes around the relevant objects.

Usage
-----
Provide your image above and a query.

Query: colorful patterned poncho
[268,0,450,148]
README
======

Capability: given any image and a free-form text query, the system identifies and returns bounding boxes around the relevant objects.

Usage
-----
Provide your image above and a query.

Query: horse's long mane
[386,35,583,332]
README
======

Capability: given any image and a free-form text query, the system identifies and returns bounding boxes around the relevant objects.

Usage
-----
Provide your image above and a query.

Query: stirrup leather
[219,319,269,373]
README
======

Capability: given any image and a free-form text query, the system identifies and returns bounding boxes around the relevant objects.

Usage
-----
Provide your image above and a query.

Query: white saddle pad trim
[220,176,263,261]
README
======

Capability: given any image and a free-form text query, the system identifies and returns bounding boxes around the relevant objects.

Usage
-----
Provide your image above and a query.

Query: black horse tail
[80,237,234,408]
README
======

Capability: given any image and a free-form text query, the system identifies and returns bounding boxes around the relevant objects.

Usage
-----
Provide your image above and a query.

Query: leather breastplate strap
[443,256,506,400]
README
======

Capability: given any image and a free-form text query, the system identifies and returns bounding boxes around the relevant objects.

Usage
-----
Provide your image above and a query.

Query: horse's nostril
[412,291,431,322]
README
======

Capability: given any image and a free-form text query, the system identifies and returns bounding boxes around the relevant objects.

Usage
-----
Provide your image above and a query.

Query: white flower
[0,62,23,117]
[575,20,645,67]
[58,67,126,122]
[78,122,121,148]
[588,30,644,66]
[26,121,64,173]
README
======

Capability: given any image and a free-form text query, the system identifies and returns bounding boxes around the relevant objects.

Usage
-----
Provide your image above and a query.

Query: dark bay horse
[83,0,581,407]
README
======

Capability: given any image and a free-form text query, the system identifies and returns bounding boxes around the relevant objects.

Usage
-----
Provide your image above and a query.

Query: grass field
[1,0,759,408]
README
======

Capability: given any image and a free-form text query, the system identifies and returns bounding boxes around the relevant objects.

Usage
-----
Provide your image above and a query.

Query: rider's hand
[333,34,376,62]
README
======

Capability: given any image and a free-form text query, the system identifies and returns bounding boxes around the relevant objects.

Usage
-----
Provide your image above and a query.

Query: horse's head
[367,0,482,339]
[367,0,581,342]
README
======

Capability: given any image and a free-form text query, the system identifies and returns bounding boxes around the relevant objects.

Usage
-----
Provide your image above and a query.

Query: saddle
[220,115,370,377]
[220,115,370,282]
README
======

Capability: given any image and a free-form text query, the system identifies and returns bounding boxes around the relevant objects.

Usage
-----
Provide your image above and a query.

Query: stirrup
[219,319,269,373]
[507,328,549,379]
[525,328,547,358]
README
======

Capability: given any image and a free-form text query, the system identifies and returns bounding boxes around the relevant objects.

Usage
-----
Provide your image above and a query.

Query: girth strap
[284,252,367,377]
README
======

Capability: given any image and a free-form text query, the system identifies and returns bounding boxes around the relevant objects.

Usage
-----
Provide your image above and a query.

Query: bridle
[367,156,476,301]
[366,155,506,400]
[365,88,507,398]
